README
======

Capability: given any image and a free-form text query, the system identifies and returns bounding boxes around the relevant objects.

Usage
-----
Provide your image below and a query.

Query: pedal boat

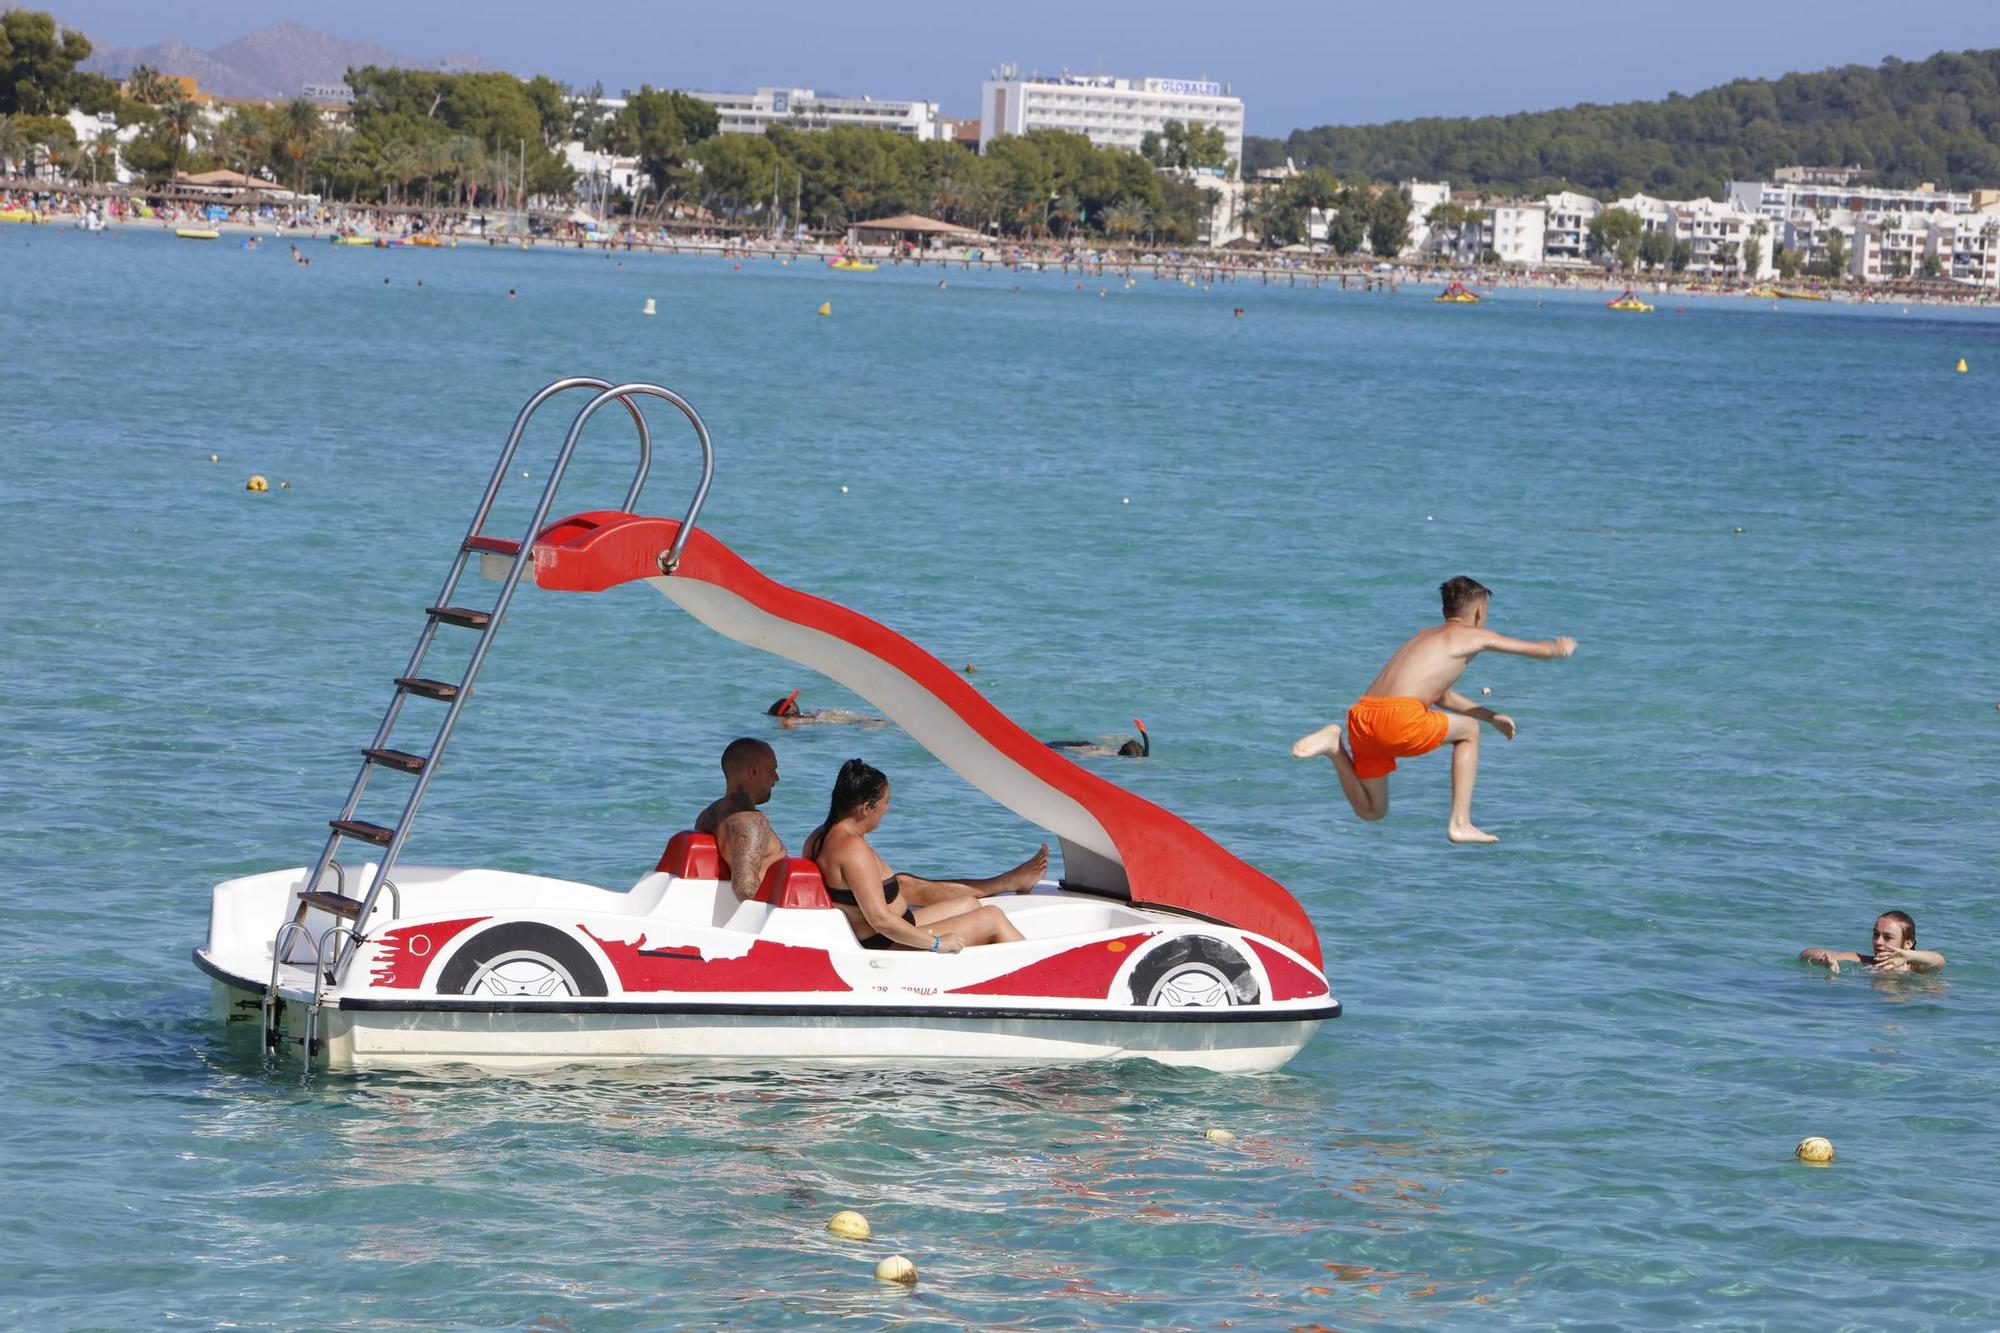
[194,378,1338,1073]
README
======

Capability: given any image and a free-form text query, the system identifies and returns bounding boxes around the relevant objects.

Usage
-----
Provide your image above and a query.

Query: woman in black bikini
[804,759,1039,953]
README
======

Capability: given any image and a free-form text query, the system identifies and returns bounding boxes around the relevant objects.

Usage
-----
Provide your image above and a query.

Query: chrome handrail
[549,383,714,574]
[325,379,705,985]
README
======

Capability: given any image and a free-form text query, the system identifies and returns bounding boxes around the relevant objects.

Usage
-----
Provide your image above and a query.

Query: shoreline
[9,194,1996,311]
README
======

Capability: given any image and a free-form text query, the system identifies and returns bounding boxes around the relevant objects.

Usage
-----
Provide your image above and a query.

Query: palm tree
[1051,191,1081,236]
[90,127,119,186]
[447,135,485,212]
[276,98,322,196]
[127,65,170,106]
[1104,199,1150,246]
[158,95,202,179]
[417,139,454,211]
[0,115,24,179]
[379,141,421,206]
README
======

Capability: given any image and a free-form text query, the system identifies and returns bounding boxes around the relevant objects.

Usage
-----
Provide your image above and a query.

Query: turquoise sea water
[3,227,1997,1328]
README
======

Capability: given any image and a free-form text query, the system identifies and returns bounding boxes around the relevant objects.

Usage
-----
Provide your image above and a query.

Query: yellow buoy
[818,301,832,316]
[1956,358,1968,373]
[874,1255,918,1285]
[826,1210,870,1240]
[1795,1136,1834,1165]
[1203,1128,1237,1143]
[245,474,269,492]
[642,297,657,316]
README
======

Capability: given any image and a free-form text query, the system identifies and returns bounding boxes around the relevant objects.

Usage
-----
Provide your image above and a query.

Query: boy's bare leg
[1442,713,1497,843]
[1295,723,1388,821]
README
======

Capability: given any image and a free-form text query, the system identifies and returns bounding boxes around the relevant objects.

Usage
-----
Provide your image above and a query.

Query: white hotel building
[978,65,1245,165]
[686,87,948,140]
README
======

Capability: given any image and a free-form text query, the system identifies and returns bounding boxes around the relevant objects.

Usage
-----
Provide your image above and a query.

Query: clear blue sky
[46,0,2000,136]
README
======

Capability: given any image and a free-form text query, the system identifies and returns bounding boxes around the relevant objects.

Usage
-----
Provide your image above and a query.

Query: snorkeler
[766,690,883,729]
[1046,719,1149,757]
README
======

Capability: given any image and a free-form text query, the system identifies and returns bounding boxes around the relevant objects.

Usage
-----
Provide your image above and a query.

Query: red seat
[753,857,834,910]
[656,830,721,879]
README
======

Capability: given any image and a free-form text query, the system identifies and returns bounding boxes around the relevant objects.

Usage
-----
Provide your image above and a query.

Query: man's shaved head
[721,737,774,777]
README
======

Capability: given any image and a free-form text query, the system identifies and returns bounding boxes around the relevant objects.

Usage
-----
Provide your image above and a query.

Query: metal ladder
[268,378,717,1046]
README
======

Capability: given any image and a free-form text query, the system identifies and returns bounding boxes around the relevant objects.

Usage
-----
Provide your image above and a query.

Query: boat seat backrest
[656,830,721,879]
[753,857,834,910]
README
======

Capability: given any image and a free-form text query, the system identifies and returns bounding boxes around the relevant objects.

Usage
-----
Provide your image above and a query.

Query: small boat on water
[1606,289,1654,312]
[1774,288,1830,302]
[829,258,879,272]
[333,234,376,246]
[175,228,220,240]
[0,207,42,224]
[1434,280,1481,304]
[194,377,1337,1073]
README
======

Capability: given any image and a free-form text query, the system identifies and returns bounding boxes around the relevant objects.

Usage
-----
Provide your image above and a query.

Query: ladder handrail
[559,384,715,573]
[288,378,656,932]
[325,379,712,985]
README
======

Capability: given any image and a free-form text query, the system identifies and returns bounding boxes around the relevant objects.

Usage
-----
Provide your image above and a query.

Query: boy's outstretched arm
[1478,629,1577,659]
[1441,688,1517,738]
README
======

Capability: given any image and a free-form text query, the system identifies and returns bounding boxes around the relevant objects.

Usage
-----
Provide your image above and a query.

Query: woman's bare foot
[1447,822,1499,844]
[999,844,1049,892]
[1292,722,1344,759]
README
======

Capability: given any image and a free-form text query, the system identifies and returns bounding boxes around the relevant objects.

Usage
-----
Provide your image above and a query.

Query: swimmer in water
[1046,719,1149,757]
[1800,911,1946,975]
[766,690,884,729]
[1292,576,1576,844]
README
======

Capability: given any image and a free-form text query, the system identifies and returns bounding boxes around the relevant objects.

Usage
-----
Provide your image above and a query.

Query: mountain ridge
[77,19,494,100]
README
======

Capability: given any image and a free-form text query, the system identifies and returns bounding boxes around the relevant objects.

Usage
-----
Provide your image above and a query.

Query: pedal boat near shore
[194,377,1338,1073]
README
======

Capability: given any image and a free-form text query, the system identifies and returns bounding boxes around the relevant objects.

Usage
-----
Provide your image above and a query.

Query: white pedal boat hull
[199,864,1337,1074]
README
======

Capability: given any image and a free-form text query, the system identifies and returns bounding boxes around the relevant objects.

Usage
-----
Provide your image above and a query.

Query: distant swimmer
[766,689,884,729]
[1800,911,1946,975]
[1292,576,1576,843]
[1046,719,1149,757]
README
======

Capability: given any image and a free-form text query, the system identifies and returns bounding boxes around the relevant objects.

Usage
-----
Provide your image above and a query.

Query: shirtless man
[1292,576,1576,843]
[1800,911,1947,975]
[693,738,788,901]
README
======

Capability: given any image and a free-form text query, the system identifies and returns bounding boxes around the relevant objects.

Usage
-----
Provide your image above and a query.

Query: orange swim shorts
[1345,696,1450,780]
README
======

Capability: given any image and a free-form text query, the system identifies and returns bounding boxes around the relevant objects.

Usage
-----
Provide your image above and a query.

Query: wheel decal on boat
[435,923,609,997]
[1128,937,1261,1008]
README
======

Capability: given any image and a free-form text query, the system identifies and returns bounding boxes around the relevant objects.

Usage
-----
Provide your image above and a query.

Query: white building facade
[1489,203,1547,264]
[687,87,947,140]
[1725,178,1972,221]
[1543,190,1601,265]
[979,66,1245,165]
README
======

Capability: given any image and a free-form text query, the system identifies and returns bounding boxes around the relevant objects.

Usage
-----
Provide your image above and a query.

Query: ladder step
[427,604,493,630]
[329,818,395,846]
[395,675,460,702]
[362,746,427,774]
[298,890,364,918]
[464,535,520,556]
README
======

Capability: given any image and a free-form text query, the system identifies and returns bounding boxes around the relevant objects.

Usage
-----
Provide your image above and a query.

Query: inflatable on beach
[1435,280,1481,303]
[175,228,221,240]
[193,377,1336,1073]
[1607,289,1655,312]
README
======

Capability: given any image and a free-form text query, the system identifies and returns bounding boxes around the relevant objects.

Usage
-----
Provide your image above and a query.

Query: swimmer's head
[766,689,802,718]
[1874,911,1915,950]
[1441,575,1492,622]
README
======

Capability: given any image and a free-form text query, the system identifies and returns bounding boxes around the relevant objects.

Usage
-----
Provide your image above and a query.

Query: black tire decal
[1127,936,1262,1007]
[435,922,609,998]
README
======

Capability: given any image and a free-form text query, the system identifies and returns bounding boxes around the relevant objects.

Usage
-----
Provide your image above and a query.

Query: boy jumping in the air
[1292,576,1576,843]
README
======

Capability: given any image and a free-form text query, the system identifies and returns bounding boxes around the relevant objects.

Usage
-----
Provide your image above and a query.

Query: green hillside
[1244,49,2000,199]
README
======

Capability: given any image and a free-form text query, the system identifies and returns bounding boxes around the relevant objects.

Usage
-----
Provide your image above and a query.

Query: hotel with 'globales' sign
[979,64,1245,165]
